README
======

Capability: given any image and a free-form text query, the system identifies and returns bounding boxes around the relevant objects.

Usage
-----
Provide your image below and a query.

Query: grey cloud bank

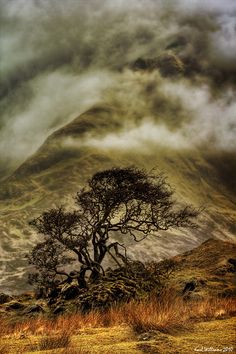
[0,0,236,176]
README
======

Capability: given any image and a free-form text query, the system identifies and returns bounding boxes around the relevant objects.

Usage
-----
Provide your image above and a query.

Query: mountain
[0,103,235,293]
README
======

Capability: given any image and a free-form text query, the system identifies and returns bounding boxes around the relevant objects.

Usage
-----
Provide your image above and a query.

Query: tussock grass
[127,292,189,334]
[1,290,235,339]
[126,290,236,333]
[29,331,71,351]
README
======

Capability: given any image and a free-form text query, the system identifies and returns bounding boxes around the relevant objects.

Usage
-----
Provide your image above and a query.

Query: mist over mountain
[0,0,235,292]
[1,0,236,174]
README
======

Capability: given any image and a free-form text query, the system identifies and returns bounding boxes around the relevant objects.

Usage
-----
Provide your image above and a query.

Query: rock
[182,281,196,294]
[138,331,157,341]
[228,258,236,266]
[47,297,57,305]
[215,259,236,275]
[77,278,138,312]
[0,293,13,304]
[53,305,65,315]
[228,258,236,272]
[47,287,60,300]
[6,301,25,311]
[23,304,44,314]
[61,284,80,300]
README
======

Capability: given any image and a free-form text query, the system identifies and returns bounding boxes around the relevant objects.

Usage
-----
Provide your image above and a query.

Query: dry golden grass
[29,331,71,351]
[1,290,235,339]
[0,291,236,354]
[127,292,236,334]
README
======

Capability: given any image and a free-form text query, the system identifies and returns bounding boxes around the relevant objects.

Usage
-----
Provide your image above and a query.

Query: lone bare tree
[28,167,199,290]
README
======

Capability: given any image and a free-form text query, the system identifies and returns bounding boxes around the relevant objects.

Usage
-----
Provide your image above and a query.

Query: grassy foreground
[0,292,235,353]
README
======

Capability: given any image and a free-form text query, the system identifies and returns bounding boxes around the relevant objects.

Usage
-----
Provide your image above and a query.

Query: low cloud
[89,120,190,151]
[63,119,190,152]
[161,81,236,151]
[0,0,235,176]
[61,71,236,154]
[0,70,113,171]
[211,14,236,68]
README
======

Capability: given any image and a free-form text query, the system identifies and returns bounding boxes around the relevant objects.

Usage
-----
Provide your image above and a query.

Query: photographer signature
[194,346,234,352]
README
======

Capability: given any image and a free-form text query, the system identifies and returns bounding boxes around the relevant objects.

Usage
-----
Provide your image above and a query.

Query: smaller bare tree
[27,239,75,293]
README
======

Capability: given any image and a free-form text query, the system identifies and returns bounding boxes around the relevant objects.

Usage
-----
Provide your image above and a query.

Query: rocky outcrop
[76,277,138,312]
[131,52,184,76]
[60,284,81,300]
[0,293,13,304]
[6,301,25,311]
[22,304,44,314]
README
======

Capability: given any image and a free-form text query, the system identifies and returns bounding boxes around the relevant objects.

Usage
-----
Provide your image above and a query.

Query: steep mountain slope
[0,105,235,292]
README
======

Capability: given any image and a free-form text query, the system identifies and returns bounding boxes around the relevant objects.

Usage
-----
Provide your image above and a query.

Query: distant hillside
[168,238,236,298]
[0,106,235,292]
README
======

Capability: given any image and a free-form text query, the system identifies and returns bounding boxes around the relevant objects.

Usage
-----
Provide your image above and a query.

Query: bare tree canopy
[27,167,199,291]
